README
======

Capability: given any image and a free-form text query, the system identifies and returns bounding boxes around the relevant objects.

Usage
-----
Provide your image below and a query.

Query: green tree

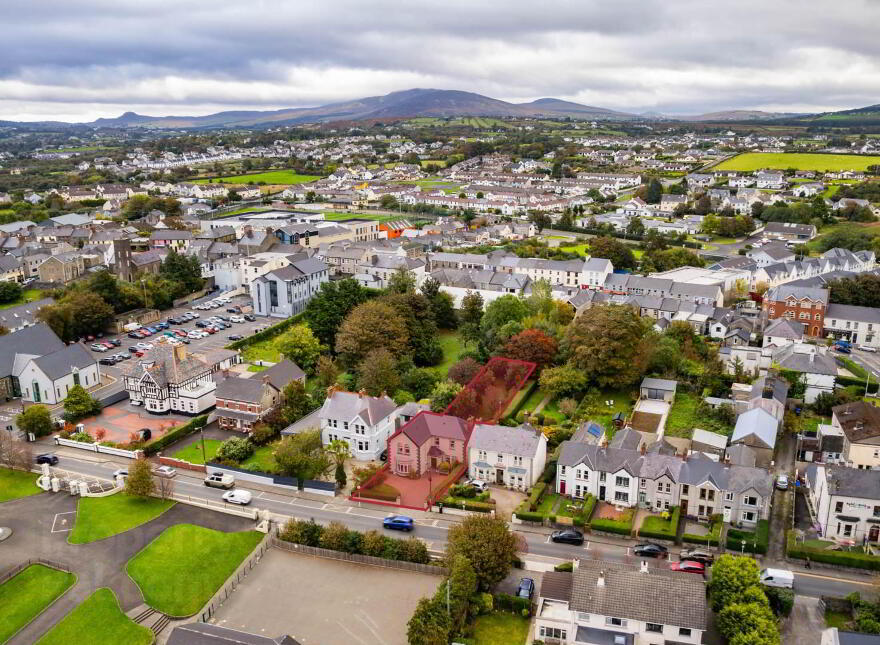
[430,380,463,412]
[304,277,374,347]
[387,268,417,294]
[589,236,637,270]
[645,178,663,204]
[216,436,254,462]
[708,554,763,612]
[277,381,317,427]
[384,292,443,366]
[459,290,484,327]
[357,348,400,397]
[125,459,156,498]
[277,324,323,373]
[718,602,778,643]
[445,514,518,590]
[159,249,203,294]
[626,216,645,237]
[315,355,340,389]
[380,195,399,209]
[335,300,409,368]
[327,439,351,489]
[421,278,457,329]
[480,295,528,335]
[446,554,478,633]
[0,281,22,304]
[564,304,654,388]
[273,429,330,488]
[88,270,127,313]
[406,596,450,645]
[62,385,101,422]
[539,364,589,399]
[15,404,54,438]
[401,367,441,401]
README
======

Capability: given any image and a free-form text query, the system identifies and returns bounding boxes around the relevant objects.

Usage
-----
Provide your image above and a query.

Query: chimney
[173,345,186,362]
[640,560,649,574]
[597,571,605,587]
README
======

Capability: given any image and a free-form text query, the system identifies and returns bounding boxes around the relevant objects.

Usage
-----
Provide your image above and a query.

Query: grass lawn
[321,211,403,223]
[714,152,880,172]
[241,334,284,362]
[239,442,278,473]
[470,611,530,645]
[560,243,590,256]
[802,415,829,433]
[127,524,263,617]
[590,388,636,434]
[432,330,467,377]
[247,364,267,372]
[665,391,732,438]
[0,564,76,643]
[218,206,270,217]
[35,588,152,645]
[194,170,320,185]
[825,610,851,629]
[68,493,176,544]
[0,289,46,310]
[171,438,223,465]
[0,467,41,502]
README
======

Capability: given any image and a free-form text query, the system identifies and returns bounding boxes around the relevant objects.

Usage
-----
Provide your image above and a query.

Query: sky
[2,0,880,122]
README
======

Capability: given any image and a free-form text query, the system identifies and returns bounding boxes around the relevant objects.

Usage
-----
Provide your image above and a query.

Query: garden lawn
[0,289,45,310]
[470,612,530,645]
[589,388,635,434]
[714,152,880,172]
[825,610,851,629]
[432,330,467,377]
[0,467,41,502]
[241,334,284,362]
[127,524,263,616]
[0,564,76,643]
[322,211,402,223]
[665,391,733,438]
[194,170,320,185]
[69,493,175,544]
[239,442,279,473]
[171,438,223,465]
[35,588,152,645]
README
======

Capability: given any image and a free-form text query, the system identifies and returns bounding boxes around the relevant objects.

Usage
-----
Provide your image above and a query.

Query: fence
[205,462,336,497]
[97,389,129,408]
[0,558,72,586]
[198,531,273,622]
[54,437,143,460]
[159,455,207,473]
[271,538,448,576]
[171,492,259,520]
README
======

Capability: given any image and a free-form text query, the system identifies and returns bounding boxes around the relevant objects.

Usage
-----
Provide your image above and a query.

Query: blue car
[383,515,414,532]
[146,326,158,334]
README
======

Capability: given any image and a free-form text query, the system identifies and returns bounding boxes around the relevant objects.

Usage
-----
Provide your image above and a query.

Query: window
[560,466,567,476]
[646,623,663,633]
[343,421,349,430]
[679,628,692,637]
[725,492,734,501]
[606,617,627,628]
[614,491,629,503]
[681,484,689,496]
[479,450,487,461]
[539,627,567,640]
[434,437,440,446]
[742,511,756,522]
[873,506,880,518]
[641,479,647,489]
[615,476,629,487]
[744,495,758,507]
[835,501,844,513]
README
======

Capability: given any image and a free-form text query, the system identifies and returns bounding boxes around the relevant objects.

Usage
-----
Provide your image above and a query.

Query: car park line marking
[545,535,552,543]
[584,541,591,550]
[51,511,75,533]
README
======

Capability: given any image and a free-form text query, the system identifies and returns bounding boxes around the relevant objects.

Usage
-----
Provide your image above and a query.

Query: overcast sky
[3,0,879,122]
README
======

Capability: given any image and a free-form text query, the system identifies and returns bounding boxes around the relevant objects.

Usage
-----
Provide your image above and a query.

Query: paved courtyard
[208,549,441,645]
[76,403,191,443]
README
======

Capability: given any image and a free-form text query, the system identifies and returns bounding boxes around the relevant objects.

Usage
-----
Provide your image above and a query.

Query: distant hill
[791,103,880,125]
[680,109,809,121]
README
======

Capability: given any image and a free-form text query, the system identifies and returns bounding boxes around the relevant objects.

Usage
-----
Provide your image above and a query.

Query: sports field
[714,153,880,172]
[194,170,320,185]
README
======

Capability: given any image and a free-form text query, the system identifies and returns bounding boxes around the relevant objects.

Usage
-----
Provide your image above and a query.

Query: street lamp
[140,279,147,307]
[741,540,745,555]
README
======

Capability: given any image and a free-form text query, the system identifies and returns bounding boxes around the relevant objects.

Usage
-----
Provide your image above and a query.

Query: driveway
[783,596,823,645]
[489,485,527,521]
[0,492,255,645]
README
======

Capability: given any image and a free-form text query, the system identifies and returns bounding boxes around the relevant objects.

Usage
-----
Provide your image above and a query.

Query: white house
[762,318,805,349]
[534,560,707,645]
[825,303,880,349]
[806,464,880,543]
[250,256,329,318]
[120,345,216,415]
[319,389,398,461]
[468,423,547,490]
[15,343,101,405]
[773,343,837,403]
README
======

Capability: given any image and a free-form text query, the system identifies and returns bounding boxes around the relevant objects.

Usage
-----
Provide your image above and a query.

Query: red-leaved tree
[500,329,558,371]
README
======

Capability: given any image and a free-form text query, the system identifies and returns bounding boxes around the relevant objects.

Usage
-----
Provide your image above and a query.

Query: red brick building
[762,285,829,337]
[387,411,473,477]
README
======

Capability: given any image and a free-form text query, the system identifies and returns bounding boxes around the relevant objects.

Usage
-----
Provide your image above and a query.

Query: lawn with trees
[0,564,76,643]
[35,588,152,645]
[68,493,175,544]
[126,524,263,616]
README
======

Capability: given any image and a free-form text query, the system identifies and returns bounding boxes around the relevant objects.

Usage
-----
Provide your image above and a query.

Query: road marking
[584,541,591,551]
[51,511,75,533]
[545,536,551,544]
[795,571,874,587]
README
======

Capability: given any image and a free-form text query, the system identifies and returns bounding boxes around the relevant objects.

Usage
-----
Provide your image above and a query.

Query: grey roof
[575,627,633,645]
[641,377,677,392]
[763,318,805,339]
[569,560,707,631]
[826,303,880,324]
[167,623,300,645]
[215,375,264,403]
[750,375,789,404]
[261,359,305,390]
[774,346,838,376]
[732,408,778,449]
[725,444,757,467]
[0,324,65,378]
[120,345,212,386]
[319,390,397,426]
[823,466,880,501]
[470,423,544,458]
[609,427,642,450]
[0,297,54,329]
[836,632,880,645]
[32,343,95,380]
[691,429,728,450]
[765,284,829,304]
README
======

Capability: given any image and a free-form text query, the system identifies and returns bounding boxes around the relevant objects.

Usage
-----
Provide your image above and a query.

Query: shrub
[726,520,770,554]
[638,506,680,541]
[449,484,477,498]
[227,313,305,351]
[249,422,277,446]
[554,562,573,572]
[443,498,495,513]
[473,592,493,614]
[765,586,794,617]
[526,482,546,512]
[786,531,880,570]
[320,521,350,552]
[514,510,545,523]
[494,593,530,615]
[279,518,324,546]
[216,436,254,463]
[143,415,207,455]
[69,431,95,443]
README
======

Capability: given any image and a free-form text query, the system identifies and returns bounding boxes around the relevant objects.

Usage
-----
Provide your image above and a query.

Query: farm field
[193,170,320,185]
[714,152,880,172]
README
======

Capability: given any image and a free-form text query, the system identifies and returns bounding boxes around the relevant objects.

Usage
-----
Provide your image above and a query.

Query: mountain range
[2,88,877,129]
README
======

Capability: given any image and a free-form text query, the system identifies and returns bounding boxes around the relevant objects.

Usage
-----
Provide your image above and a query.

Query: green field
[0,289,46,310]
[127,524,263,616]
[714,152,880,172]
[0,564,76,643]
[171,439,223,464]
[194,170,320,185]
[36,588,152,645]
[0,467,41,502]
[68,493,175,544]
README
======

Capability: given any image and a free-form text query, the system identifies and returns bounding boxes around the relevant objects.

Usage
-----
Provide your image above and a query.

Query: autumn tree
[430,380,463,412]
[448,357,482,386]
[277,323,323,373]
[539,364,589,399]
[304,278,373,347]
[383,292,443,366]
[500,328,558,371]
[335,300,409,368]
[125,459,156,498]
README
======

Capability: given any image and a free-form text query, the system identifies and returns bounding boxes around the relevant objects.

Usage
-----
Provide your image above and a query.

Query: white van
[760,568,794,589]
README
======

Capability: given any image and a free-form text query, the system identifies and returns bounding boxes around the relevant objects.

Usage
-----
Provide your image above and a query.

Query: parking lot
[209,548,441,645]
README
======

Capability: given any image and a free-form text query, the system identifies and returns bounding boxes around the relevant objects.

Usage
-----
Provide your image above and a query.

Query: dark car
[550,528,584,545]
[196,321,208,328]
[634,543,668,558]
[167,317,180,325]
[227,307,241,313]
[516,577,535,600]
[99,357,118,366]
[106,338,121,347]
[383,515,414,532]
[128,331,141,339]
[679,549,715,566]
[35,453,59,465]
[229,334,243,341]
[244,314,256,322]
[129,346,141,353]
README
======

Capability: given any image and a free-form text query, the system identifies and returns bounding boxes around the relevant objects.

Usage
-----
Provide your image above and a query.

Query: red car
[670,560,705,575]
[133,350,145,357]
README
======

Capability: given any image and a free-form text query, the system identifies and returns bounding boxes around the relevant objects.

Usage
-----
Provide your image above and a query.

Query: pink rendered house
[387,411,473,477]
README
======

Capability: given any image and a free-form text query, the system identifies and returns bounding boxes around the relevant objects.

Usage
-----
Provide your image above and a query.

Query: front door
[496,468,504,485]
[599,485,606,501]
[870,525,880,543]
[560,481,566,495]
[430,457,437,470]
[32,382,40,403]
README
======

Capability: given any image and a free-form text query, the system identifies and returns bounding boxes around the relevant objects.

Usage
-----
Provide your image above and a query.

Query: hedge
[442,497,495,513]
[554,562,574,572]
[494,593,531,615]
[726,519,770,554]
[591,510,635,536]
[682,515,723,546]
[786,531,880,570]
[507,379,538,419]
[144,415,208,456]
[527,482,547,512]
[578,495,597,527]
[637,506,681,541]
[225,312,305,351]
[514,510,545,523]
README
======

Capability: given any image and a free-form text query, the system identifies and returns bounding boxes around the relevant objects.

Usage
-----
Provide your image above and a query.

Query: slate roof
[832,401,880,442]
[0,324,64,378]
[764,318,805,339]
[826,303,880,324]
[32,343,95,380]
[765,284,829,304]
[539,571,573,602]
[470,423,543,458]
[691,429,728,450]
[120,346,212,387]
[750,375,790,404]
[167,623,300,645]
[0,298,54,329]
[319,390,397,426]
[821,465,880,501]
[732,408,778,449]
[398,411,471,446]
[215,375,264,403]
[774,346,838,376]
[261,359,305,390]
[569,560,707,631]
[641,377,677,392]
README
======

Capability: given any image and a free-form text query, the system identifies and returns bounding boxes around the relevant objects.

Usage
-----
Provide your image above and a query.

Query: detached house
[319,389,398,461]
[468,423,547,489]
[214,359,305,432]
[388,411,472,477]
[120,345,216,415]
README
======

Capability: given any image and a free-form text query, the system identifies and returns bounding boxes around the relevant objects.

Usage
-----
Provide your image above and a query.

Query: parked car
[128,331,141,339]
[90,343,108,352]
[776,474,789,490]
[229,334,243,341]
[222,489,253,505]
[112,353,130,361]
[35,453,59,465]
[227,306,242,314]
[466,479,489,492]
[834,345,852,354]
[633,543,668,558]
[154,466,176,478]
[516,577,535,600]
[167,317,180,325]
[860,345,878,353]
[679,549,715,566]
[112,468,129,478]
[383,515,414,532]
[244,314,256,322]
[99,357,118,366]
[230,315,244,323]
[670,560,706,575]
[129,346,141,353]
[135,342,153,350]
[550,528,584,545]
[106,338,122,347]
[196,321,208,328]
[204,472,235,489]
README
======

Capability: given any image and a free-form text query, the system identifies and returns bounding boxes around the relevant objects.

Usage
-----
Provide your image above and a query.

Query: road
[36,452,876,599]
